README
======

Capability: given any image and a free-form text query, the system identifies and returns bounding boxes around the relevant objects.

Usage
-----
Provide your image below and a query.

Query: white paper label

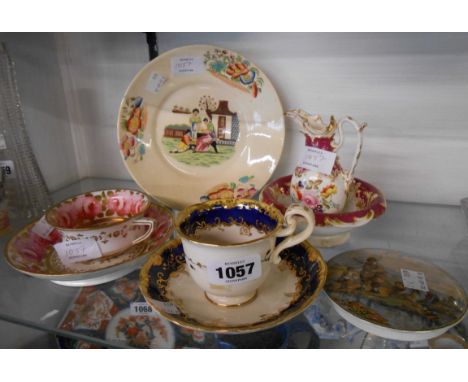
[130,302,156,316]
[0,134,7,150]
[0,160,15,179]
[31,216,55,239]
[171,56,204,76]
[145,72,166,93]
[152,300,179,315]
[401,268,429,292]
[54,239,102,266]
[207,254,262,285]
[299,147,337,175]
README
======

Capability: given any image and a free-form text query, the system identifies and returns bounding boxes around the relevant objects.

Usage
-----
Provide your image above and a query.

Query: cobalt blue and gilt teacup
[175,198,315,306]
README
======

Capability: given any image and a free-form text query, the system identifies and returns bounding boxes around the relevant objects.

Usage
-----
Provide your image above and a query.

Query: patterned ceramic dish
[56,272,176,349]
[260,175,386,247]
[139,238,327,334]
[428,333,467,349]
[105,308,175,349]
[5,203,174,287]
[117,45,284,210]
[325,249,468,341]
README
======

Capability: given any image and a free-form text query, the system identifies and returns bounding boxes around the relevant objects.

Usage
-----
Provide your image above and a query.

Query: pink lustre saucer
[260,175,386,247]
[5,203,174,287]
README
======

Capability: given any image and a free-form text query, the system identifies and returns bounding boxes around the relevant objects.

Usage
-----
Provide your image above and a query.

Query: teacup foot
[204,290,257,307]
[309,232,350,248]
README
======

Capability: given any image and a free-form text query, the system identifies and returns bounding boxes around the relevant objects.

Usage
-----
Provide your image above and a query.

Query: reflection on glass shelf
[53,268,320,349]
[0,177,468,348]
[55,270,216,349]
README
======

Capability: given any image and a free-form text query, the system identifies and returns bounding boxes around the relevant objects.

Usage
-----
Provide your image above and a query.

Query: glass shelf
[1,177,467,348]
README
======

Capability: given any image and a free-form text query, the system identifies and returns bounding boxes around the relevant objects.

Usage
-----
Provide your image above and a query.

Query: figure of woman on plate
[194,117,218,153]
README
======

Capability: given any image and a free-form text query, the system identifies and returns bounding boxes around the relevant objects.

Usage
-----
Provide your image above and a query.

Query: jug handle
[333,118,344,151]
[337,116,367,190]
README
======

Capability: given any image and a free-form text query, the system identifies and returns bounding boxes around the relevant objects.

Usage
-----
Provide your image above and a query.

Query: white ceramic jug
[286,109,366,214]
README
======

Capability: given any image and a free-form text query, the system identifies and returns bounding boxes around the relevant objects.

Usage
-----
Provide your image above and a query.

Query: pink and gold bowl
[260,175,386,247]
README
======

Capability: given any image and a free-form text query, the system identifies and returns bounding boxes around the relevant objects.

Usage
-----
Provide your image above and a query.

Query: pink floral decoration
[49,190,149,228]
[302,193,320,209]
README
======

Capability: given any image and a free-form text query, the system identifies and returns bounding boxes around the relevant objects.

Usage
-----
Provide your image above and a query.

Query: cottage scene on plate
[163,96,240,167]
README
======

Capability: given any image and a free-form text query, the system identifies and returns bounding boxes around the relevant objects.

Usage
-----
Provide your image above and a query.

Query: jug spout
[285,109,337,137]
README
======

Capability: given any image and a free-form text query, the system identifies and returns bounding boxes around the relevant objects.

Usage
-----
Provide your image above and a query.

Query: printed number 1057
[215,263,254,279]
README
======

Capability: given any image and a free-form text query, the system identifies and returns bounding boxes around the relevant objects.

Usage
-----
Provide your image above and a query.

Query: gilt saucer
[5,203,174,287]
[140,238,327,333]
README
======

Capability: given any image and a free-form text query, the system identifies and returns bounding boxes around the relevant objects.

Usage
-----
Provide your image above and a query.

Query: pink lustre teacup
[175,198,315,306]
[45,189,156,256]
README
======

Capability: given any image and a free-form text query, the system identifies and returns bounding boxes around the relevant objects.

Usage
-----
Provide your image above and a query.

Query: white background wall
[0,33,79,191]
[1,33,468,205]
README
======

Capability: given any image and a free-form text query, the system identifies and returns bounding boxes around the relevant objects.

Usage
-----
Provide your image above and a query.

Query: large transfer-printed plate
[325,249,467,341]
[117,45,284,210]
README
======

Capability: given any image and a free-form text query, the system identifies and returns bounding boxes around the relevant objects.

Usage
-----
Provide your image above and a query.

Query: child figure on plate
[189,108,201,140]
[170,129,192,153]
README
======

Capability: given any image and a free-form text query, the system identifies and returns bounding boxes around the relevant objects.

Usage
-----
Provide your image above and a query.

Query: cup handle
[130,217,156,245]
[268,203,315,265]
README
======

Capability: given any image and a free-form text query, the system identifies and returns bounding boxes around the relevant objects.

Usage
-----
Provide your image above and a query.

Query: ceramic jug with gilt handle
[286,109,367,214]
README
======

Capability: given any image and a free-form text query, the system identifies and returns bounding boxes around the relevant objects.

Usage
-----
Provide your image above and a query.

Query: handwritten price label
[171,56,204,76]
[207,254,262,285]
[145,72,166,93]
[31,216,55,239]
[401,268,429,292]
[54,239,102,266]
[299,147,336,175]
